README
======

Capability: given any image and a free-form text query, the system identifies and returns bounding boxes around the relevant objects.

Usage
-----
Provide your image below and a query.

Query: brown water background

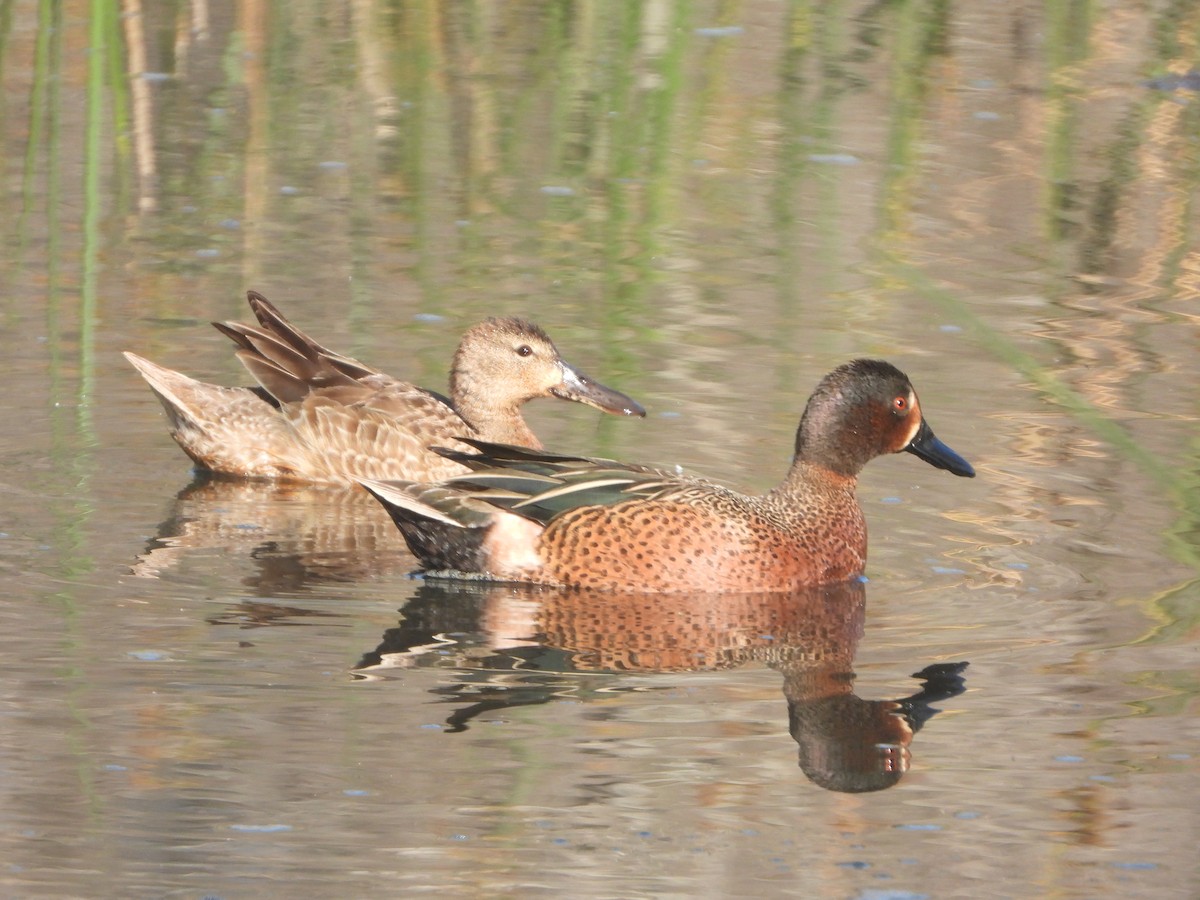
[3,2,1199,897]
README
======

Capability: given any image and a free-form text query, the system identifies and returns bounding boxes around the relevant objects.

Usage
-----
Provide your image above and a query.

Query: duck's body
[537,462,869,591]
[125,291,644,484]
[362,359,975,593]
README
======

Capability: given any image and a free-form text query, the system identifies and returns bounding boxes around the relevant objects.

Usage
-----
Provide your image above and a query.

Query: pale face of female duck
[361,359,974,593]
[124,292,644,484]
[448,317,645,448]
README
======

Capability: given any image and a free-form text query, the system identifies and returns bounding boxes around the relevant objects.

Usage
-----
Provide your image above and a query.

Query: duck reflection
[784,658,967,793]
[133,479,967,791]
[131,473,412,589]
[355,579,968,793]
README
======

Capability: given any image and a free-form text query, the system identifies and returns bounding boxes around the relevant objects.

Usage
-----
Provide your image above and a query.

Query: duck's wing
[279,390,476,483]
[246,290,381,383]
[433,438,698,526]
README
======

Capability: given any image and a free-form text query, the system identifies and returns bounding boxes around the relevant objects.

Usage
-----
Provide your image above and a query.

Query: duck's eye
[892,395,908,412]
[516,344,533,357]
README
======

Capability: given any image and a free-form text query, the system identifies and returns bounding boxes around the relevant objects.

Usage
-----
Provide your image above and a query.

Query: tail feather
[122,351,208,432]
[359,478,494,574]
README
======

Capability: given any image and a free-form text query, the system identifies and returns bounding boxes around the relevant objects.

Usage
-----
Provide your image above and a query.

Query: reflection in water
[131,473,412,589]
[786,660,968,793]
[205,599,352,630]
[356,580,968,793]
[133,473,968,792]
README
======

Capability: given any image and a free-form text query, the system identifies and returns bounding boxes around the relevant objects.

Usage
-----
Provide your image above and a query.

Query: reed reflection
[356,580,969,793]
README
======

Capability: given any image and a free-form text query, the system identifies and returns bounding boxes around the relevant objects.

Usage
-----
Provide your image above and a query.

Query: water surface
[3,2,1199,897]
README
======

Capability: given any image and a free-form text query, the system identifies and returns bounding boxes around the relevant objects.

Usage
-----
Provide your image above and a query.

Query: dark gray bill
[904,418,975,477]
[552,363,646,418]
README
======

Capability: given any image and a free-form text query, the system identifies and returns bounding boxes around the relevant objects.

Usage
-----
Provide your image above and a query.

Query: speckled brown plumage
[534,475,867,591]
[125,291,644,484]
[361,359,976,593]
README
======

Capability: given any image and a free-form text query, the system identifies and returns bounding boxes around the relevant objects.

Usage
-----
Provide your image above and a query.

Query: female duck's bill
[547,360,644,418]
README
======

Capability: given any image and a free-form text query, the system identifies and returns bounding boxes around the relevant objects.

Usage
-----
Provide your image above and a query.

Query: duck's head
[451,317,646,418]
[795,359,975,479]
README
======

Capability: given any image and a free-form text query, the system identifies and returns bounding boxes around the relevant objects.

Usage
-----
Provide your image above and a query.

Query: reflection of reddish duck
[504,581,867,674]
[363,359,975,592]
[783,657,969,793]
[526,581,968,792]
[125,291,644,484]
[354,580,969,793]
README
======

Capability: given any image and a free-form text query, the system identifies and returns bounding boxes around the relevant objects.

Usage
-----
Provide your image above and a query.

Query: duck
[124,291,645,484]
[360,359,975,592]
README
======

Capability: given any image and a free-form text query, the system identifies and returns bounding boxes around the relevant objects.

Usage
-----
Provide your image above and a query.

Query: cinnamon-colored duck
[361,359,974,592]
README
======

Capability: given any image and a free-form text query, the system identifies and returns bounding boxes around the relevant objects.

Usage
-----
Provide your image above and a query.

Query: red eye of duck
[892,395,909,412]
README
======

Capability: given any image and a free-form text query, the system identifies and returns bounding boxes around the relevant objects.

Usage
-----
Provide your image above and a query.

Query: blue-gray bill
[552,363,646,418]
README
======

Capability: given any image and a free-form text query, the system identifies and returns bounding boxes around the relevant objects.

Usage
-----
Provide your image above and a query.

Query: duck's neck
[769,457,858,502]
[450,372,542,448]
[766,458,868,584]
[791,392,877,479]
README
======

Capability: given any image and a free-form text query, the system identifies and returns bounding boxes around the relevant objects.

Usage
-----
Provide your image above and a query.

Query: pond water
[3,2,1199,897]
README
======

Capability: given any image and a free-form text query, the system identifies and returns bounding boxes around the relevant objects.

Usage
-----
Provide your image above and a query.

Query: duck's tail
[359,478,503,578]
